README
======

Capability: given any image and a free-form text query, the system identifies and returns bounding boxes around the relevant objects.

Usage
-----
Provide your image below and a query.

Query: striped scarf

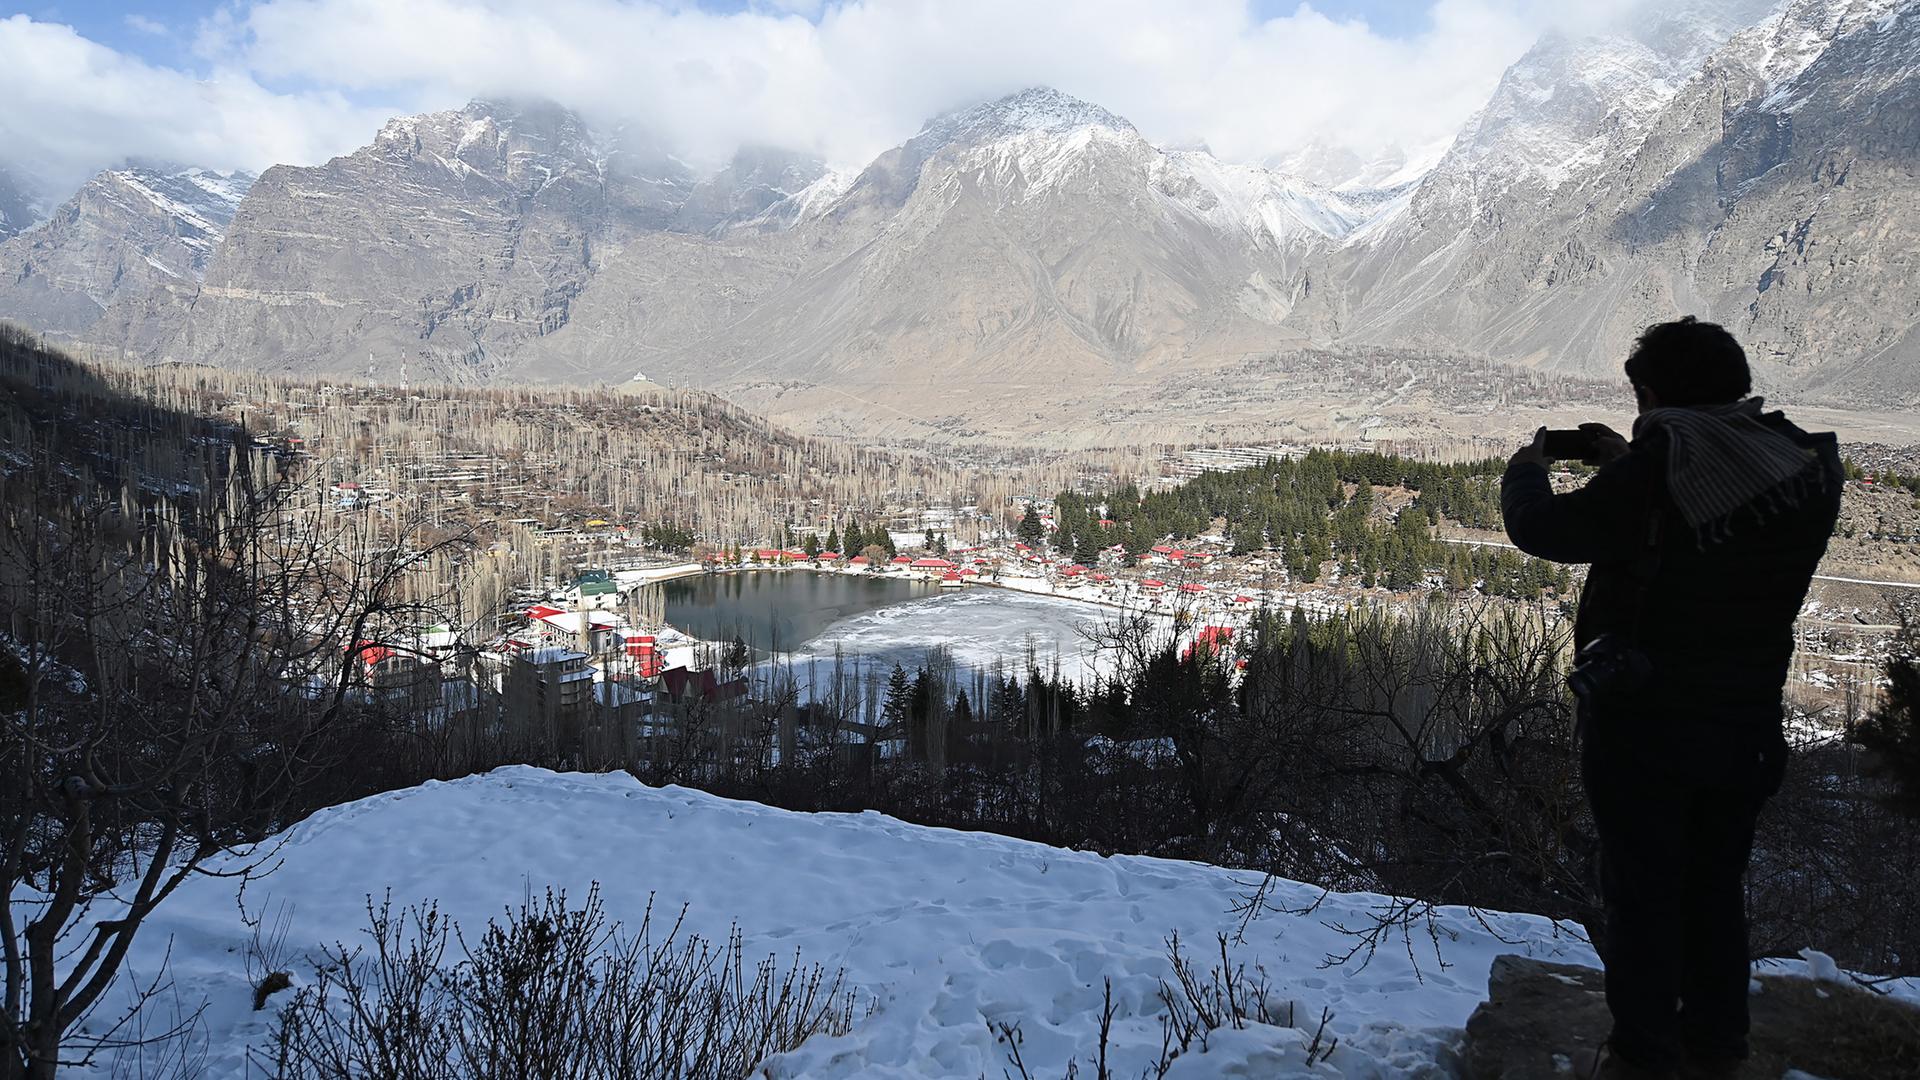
[1632,397,1823,546]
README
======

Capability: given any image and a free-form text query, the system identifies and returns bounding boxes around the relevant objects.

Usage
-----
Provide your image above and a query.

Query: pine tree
[1073,528,1100,565]
[1018,505,1046,548]
[882,665,912,730]
[825,526,840,553]
[803,532,820,558]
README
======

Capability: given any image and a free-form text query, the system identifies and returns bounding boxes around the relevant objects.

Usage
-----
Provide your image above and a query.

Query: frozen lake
[660,571,1140,686]
[786,586,1120,682]
[659,570,936,651]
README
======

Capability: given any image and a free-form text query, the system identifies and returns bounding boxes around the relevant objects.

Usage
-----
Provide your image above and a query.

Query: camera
[1567,632,1653,700]
[1540,428,1599,461]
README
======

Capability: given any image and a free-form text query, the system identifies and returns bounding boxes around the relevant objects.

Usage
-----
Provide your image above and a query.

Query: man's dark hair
[1623,316,1751,407]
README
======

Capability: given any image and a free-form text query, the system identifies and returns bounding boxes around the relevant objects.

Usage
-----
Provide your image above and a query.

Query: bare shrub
[997,934,1337,1080]
[266,884,857,1079]
[240,892,298,1012]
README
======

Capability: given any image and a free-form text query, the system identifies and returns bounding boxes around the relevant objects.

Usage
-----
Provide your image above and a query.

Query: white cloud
[0,14,391,195]
[208,0,1561,170]
[0,0,1700,198]
[123,14,169,36]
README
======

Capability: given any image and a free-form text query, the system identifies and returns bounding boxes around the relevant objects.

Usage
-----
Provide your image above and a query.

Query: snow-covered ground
[59,768,1917,1077]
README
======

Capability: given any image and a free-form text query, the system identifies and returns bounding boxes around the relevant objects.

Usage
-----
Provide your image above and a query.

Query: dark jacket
[1500,412,1842,733]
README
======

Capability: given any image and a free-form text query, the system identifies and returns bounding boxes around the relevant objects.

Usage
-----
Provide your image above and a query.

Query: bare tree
[1,385,471,1078]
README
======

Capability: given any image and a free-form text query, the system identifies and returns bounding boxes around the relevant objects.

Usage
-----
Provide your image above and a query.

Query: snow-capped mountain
[1156,151,1372,248]
[42,87,1379,398]
[0,165,252,344]
[812,87,1372,246]
[1267,139,1440,195]
[1375,0,1779,235]
[583,86,1378,428]
[736,167,854,232]
[674,145,833,235]
[1307,0,1920,400]
[1,0,1915,438]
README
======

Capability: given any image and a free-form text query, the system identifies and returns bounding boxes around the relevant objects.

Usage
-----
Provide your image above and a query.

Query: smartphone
[1541,429,1598,461]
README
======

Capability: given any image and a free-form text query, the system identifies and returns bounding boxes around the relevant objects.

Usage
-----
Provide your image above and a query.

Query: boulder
[1463,954,1920,1080]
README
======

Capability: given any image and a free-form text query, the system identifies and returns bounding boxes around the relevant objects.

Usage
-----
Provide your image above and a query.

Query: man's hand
[1578,422,1631,466]
[1509,427,1548,470]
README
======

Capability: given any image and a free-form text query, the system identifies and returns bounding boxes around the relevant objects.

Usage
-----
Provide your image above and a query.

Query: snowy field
[68,768,1584,1078]
[61,768,1912,1078]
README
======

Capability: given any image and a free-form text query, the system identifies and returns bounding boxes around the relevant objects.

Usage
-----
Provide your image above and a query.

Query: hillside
[74,767,1917,1078]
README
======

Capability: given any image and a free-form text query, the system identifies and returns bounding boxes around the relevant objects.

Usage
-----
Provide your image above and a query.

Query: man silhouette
[1500,318,1842,1079]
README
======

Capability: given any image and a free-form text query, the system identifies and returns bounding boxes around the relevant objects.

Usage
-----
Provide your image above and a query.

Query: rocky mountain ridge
[0,166,252,349]
[1308,0,1918,398]
[0,0,1913,444]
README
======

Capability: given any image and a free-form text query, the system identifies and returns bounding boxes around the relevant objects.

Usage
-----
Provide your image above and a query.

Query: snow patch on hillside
[49,766,1920,1078]
[1159,151,1370,246]
[741,168,855,230]
[54,768,1614,1078]
[98,168,255,255]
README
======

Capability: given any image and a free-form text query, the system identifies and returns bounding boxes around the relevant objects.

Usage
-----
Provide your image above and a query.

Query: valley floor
[64,768,1919,1079]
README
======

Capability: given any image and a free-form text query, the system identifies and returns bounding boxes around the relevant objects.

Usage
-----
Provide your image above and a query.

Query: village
[72,361,1896,778]
[333,465,1912,781]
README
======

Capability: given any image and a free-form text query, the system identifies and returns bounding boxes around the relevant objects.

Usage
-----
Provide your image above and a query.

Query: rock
[1463,955,1612,1080]
[1463,953,1920,1080]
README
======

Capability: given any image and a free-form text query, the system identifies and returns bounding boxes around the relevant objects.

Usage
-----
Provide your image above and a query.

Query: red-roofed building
[911,557,956,569]
[353,642,394,669]
[1180,582,1207,594]
[660,666,747,705]
[1183,625,1235,663]
[624,635,665,678]
[1141,579,1166,589]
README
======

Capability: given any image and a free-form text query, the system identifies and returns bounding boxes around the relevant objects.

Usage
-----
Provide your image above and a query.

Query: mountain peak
[931,87,1138,144]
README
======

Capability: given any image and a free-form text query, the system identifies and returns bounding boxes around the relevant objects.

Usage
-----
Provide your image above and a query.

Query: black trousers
[1581,705,1782,1069]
